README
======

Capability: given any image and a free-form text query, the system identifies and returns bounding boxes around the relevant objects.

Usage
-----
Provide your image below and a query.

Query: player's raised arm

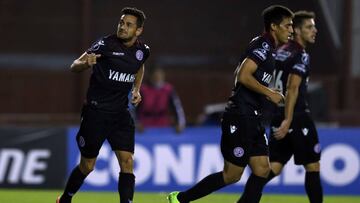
[70,52,101,73]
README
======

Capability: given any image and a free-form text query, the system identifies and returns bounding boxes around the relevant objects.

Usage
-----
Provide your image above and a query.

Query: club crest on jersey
[136,50,144,61]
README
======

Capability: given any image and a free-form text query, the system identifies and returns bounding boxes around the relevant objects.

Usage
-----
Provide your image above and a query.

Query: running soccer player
[168,5,293,203]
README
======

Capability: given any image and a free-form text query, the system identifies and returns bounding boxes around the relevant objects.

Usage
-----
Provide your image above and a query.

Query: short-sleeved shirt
[86,34,150,112]
[273,40,310,114]
[226,33,276,116]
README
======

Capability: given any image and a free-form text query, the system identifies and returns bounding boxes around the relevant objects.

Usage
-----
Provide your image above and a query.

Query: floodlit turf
[0,189,359,203]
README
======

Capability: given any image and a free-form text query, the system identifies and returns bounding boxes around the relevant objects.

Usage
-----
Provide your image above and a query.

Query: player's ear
[270,23,277,32]
[294,27,301,36]
[136,27,143,37]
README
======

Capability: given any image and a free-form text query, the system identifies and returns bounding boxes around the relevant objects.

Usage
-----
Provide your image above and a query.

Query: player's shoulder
[91,34,113,47]
[250,34,274,48]
[135,40,150,52]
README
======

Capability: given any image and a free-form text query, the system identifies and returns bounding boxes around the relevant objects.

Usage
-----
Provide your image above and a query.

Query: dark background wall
[0,0,358,125]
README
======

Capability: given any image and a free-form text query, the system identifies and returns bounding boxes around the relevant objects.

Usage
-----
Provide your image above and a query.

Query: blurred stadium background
[0,0,359,202]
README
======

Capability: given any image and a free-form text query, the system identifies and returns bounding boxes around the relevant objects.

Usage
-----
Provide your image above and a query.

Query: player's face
[274,17,293,44]
[299,18,317,44]
[117,14,142,41]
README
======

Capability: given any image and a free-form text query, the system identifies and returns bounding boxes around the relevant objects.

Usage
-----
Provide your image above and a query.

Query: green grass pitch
[0,189,359,203]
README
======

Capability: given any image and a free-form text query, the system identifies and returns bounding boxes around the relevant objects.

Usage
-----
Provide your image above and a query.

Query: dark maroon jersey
[85,34,150,112]
[273,40,310,114]
[226,33,276,116]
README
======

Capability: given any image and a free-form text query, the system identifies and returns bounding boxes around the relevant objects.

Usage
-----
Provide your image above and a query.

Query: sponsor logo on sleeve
[91,40,105,51]
[275,50,291,61]
[301,53,310,65]
[293,64,306,73]
[253,48,267,61]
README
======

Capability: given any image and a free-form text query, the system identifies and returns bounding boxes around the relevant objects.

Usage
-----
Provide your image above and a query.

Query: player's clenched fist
[85,53,101,66]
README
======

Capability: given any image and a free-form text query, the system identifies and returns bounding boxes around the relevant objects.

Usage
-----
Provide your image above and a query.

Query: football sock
[118,172,135,203]
[305,171,323,203]
[237,173,267,203]
[177,172,225,203]
[61,166,87,203]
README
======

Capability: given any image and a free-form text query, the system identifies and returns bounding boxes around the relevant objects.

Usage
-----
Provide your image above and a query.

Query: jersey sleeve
[142,44,150,63]
[246,38,271,65]
[290,52,309,77]
[87,37,106,55]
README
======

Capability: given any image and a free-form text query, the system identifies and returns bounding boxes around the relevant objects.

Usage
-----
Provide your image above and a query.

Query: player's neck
[122,38,137,47]
[295,36,306,49]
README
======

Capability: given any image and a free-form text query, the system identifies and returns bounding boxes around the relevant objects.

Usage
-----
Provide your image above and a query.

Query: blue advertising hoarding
[67,127,360,195]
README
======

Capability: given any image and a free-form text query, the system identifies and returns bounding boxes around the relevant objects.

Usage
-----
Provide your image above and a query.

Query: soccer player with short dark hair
[56,7,150,203]
[265,10,323,203]
[168,5,293,203]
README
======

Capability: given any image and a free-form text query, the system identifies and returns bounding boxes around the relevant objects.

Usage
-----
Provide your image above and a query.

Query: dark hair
[121,7,146,27]
[262,5,294,32]
[293,10,315,29]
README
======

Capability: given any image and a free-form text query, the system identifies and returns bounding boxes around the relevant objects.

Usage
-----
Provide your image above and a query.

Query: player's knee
[253,164,271,178]
[119,156,134,171]
[305,162,320,172]
[79,161,95,174]
[223,171,242,184]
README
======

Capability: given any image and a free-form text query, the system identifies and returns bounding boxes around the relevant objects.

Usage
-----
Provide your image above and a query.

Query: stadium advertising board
[0,127,67,188]
[67,127,360,195]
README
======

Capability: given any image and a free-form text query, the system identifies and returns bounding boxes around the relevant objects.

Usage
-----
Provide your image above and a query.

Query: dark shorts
[76,105,135,158]
[269,113,321,165]
[221,112,269,167]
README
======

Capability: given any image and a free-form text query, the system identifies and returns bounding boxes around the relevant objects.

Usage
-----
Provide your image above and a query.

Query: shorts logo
[314,143,321,153]
[233,147,244,157]
[230,125,237,134]
[136,50,144,61]
[79,136,85,147]
[302,128,309,136]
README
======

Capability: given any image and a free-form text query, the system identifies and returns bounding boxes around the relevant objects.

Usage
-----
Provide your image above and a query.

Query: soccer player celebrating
[266,11,323,203]
[56,7,150,203]
[168,5,293,203]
